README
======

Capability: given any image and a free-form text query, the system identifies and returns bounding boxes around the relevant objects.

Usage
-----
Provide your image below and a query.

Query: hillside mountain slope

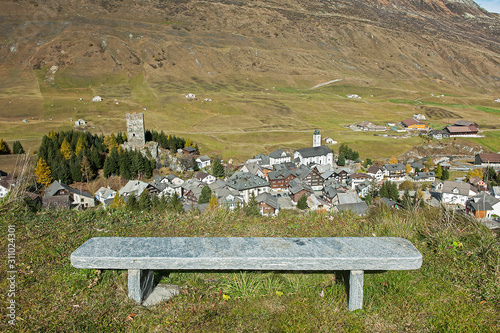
[1,0,499,91]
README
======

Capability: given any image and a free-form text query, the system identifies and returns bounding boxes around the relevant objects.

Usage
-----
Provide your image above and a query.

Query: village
[1,112,500,225]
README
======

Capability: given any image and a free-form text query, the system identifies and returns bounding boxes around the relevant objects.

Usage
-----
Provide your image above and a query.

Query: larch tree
[60,139,72,160]
[34,158,53,187]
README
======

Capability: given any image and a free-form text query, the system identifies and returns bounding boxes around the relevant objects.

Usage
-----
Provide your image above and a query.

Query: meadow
[1,67,500,164]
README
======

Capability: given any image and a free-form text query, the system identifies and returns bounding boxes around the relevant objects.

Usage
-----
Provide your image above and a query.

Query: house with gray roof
[227,171,270,203]
[334,201,369,215]
[256,192,279,216]
[288,178,313,203]
[466,192,500,218]
[269,148,291,166]
[95,187,117,208]
[196,155,211,169]
[119,180,159,198]
[44,181,95,209]
[383,163,407,181]
[441,181,478,207]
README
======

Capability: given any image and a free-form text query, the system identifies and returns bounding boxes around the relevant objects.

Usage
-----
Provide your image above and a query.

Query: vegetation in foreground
[0,195,498,332]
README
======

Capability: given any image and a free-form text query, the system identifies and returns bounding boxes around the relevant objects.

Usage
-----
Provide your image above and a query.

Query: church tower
[313,129,321,147]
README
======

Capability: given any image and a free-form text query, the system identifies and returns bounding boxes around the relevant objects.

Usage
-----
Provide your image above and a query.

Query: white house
[367,166,384,183]
[0,180,12,198]
[194,171,217,184]
[196,155,211,169]
[92,96,102,102]
[347,173,373,190]
[441,181,478,207]
[119,180,158,197]
[95,187,116,207]
[227,171,270,203]
[269,149,291,166]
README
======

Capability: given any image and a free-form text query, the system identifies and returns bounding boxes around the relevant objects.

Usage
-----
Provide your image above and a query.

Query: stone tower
[126,112,145,147]
[313,129,321,147]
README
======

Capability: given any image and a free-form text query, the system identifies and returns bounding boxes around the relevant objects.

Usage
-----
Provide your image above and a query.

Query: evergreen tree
[151,194,161,211]
[245,193,260,216]
[167,193,184,213]
[402,190,412,209]
[70,156,83,183]
[212,158,225,178]
[337,153,345,166]
[435,164,443,179]
[0,138,11,154]
[126,195,139,210]
[380,181,399,202]
[60,139,72,160]
[139,189,152,210]
[103,149,119,178]
[12,141,24,154]
[34,158,53,186]
[90,146,102,169]
[53,160,72,184]
[198,185,212,204]
[441,168,450,181]
[297,194,308,210]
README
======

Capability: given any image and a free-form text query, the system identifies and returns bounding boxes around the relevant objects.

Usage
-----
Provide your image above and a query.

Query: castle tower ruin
[126,112,146,147]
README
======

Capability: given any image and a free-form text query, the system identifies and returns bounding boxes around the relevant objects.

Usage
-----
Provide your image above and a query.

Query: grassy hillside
[1,198,498,332]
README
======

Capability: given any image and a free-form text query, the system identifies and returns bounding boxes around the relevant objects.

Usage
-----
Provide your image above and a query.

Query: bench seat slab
[71,237,422,271]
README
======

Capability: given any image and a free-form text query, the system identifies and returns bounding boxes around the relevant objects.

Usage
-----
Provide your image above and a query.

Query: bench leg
[347,270,364,311]
[128,269,155,304]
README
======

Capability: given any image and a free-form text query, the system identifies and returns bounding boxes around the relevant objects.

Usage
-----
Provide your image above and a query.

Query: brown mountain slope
[1,0,499,92]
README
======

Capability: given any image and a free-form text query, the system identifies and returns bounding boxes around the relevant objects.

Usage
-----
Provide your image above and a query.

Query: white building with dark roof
[294,146,333,166]
[227,171,270,203]
[269,149,291,166]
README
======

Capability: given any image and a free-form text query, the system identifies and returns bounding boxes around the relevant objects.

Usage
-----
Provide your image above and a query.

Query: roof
[336,202,369,215]
[95,187,116,198]
[401,118,426,127]
[442,181,477,196]
[454,120,477,127]
[44,181,93,199]
[118,180,153,197]
[183,146,197,153]
[337,192,362,205]
[269,148,289,159]
[476,153,500,164]
[196,155,210,162]
[194,171,212,180]
[227,172,270,191]
[468,192,500,211]
[348,173,372,180]
[367,166,382,174]
[384,163,406,171]
[414,172,436,180]
[289,179,313,195]
[295,145,332,158]
[255,192,278,209]
[268,170,295,181]
[444,126,478,134]
[323,186,344,198]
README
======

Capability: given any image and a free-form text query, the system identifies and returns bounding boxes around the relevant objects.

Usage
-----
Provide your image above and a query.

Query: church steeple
[313,129,321,147]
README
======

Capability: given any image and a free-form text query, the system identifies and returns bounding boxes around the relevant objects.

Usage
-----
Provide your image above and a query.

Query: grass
[2,67,500,161]
[0,197,498,332]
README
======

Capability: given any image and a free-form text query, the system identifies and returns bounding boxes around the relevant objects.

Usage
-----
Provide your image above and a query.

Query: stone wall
[126,112,145,146]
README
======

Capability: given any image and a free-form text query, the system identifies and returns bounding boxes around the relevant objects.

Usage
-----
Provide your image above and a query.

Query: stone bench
[70,237,422,310]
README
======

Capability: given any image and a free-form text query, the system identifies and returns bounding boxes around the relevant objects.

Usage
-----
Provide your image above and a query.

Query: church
[293,130,333,166]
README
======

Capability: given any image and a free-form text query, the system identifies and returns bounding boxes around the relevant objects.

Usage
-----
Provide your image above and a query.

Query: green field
[1,67,500,162]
